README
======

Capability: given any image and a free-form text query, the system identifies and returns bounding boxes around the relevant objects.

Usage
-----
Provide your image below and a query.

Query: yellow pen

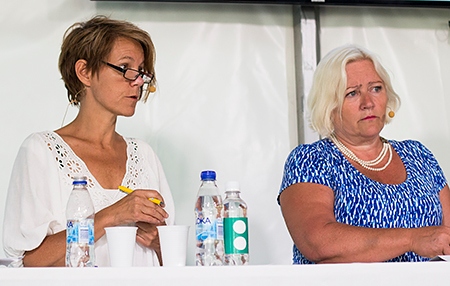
[118,185,165,207]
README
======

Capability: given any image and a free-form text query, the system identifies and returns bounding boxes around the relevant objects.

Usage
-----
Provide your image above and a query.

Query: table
[2,262,449,286]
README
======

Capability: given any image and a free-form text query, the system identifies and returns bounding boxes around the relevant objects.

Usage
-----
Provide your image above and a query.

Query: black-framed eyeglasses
[102,61,154,83]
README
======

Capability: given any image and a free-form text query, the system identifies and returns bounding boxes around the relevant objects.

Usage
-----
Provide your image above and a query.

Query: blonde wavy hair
[307,44,401,137]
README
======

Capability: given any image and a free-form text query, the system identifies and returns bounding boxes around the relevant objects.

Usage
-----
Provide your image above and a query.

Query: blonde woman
[279,44,450,264]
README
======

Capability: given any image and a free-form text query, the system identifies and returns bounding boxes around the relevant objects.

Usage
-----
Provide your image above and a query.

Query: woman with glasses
[278,44,450,264]
[3,15,175,267]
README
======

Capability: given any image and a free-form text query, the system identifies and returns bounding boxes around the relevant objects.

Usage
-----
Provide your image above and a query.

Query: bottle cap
[200,170,216,181]
[72,176,87,185]
[225,181,240,192]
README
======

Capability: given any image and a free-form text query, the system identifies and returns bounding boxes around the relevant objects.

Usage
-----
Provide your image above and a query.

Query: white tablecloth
[2,262,449,286]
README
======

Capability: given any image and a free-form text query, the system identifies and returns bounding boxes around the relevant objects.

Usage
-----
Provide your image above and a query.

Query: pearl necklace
[329,133,392,172]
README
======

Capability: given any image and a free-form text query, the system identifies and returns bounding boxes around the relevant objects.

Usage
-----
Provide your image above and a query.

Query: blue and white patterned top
[279,138,447,264]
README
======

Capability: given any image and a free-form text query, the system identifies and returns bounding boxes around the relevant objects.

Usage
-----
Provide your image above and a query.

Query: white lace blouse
[3,131,175,267]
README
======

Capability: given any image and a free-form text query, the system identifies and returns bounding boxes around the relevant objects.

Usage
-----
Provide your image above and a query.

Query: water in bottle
[194,170,224,266]
[66,176,95,267]
[223,181,249,265]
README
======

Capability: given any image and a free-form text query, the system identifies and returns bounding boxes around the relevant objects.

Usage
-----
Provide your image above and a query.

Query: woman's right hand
[94,189,169,240]
[411,186,450,258]
[410,226,450,258]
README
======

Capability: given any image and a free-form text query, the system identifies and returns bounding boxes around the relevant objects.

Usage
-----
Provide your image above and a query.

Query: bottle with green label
[223,181,249,265]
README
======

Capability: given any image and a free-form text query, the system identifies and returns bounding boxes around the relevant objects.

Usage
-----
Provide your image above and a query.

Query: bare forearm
[93,208,115,241]
[23,211,113,267]
[23,231,66,267]
[303,223,412,263]
[281,184,450,264]
[298,222,450,264]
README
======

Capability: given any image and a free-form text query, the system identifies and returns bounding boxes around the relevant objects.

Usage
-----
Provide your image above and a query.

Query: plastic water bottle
[223,181,249,265]
[65,176,95,267]
[194,170,224,266]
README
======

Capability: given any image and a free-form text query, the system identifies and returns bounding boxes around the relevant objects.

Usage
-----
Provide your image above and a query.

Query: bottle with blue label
[65,176,95,267]
[223,181,249,265]
[194,170,224,266]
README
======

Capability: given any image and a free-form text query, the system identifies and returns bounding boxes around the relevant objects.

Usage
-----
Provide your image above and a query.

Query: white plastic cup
[157,225,190,266]
[105,226,137,267]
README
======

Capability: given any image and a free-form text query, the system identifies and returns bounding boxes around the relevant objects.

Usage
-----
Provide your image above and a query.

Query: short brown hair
[58,15,156,105]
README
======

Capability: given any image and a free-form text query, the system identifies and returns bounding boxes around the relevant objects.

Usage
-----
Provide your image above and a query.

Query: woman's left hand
[135,221,166,251]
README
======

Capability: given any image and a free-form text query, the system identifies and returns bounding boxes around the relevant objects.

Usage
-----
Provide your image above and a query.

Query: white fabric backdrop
[1,0,450,267]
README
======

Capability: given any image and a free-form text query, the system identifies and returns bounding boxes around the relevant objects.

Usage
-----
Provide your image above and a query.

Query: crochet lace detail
[42,132,141,211]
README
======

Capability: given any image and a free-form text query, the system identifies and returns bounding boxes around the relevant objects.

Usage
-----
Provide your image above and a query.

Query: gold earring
[388,110,395,118]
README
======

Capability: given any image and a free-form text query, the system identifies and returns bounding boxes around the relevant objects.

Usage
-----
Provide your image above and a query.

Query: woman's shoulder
[123,136,151,147]
[389,138,432,156]
[285,138,338,170]
[19,131,59,148]
[388,138,423,147]
[12,131,63,167]
[289,138,335,159]
[123,137,158,156]
[281,138,340,192]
